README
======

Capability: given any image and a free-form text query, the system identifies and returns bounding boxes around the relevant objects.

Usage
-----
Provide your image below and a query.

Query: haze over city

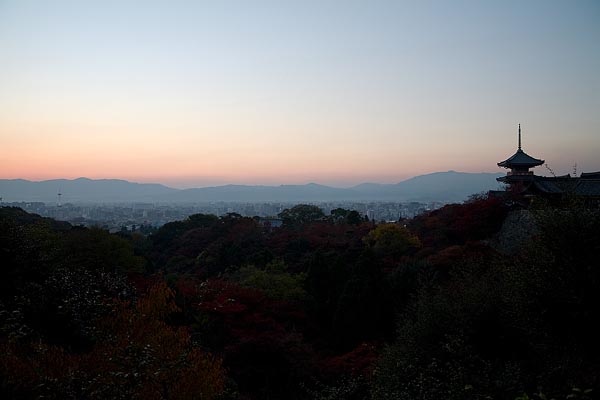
[1,1,599,188]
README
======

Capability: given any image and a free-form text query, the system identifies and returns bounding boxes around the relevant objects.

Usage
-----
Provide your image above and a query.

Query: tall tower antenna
[518,123,522,150]
[57,189,62,207]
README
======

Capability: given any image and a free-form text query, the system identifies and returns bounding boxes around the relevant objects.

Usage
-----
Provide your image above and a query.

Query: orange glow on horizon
[1,2,599,187]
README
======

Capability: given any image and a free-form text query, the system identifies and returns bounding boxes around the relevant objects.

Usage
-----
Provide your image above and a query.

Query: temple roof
[530,177,575,194]
[497,149,545,168]
[497,124,544,168]
[581,171,600,180]
[529,176,600,196]
[497,173,600,197]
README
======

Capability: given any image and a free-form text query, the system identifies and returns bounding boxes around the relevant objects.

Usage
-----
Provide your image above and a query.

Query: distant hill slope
[163,183,359,202]
[160,171,504,202]
[0,172,504,203]
[351,171,505,202]
[0,178,177,202]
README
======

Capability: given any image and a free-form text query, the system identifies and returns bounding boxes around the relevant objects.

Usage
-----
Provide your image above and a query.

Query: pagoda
[491,124,600,201]
[497,124,544,190]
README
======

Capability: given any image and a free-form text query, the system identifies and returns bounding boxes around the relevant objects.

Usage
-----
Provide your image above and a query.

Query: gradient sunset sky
[1,1,599,188]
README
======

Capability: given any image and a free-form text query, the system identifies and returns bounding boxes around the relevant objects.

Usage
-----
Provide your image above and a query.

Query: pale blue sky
[1,0,599,187]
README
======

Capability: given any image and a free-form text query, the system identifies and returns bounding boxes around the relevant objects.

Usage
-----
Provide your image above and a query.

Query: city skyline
[1,1,599,188]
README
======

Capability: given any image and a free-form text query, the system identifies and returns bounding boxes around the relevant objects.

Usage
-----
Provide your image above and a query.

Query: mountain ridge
[0,171,505,203]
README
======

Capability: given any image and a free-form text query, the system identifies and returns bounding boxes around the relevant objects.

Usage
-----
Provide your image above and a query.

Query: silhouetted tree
[278,204,326,227]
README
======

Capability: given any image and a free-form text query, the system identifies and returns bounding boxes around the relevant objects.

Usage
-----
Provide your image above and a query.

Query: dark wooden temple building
[495,125,600,200]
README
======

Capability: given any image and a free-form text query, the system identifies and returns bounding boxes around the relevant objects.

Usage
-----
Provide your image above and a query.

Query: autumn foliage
[2,197,599,399]
[0,281,224,399]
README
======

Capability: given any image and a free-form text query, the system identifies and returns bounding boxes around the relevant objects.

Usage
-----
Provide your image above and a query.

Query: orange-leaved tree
[89,281,225,399]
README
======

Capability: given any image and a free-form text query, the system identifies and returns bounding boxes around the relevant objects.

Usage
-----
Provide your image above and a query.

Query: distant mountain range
[0,171,505,204]
[0,178,177,203]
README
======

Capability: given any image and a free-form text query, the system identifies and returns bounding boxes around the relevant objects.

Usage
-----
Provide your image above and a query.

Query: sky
[1,0,599,188]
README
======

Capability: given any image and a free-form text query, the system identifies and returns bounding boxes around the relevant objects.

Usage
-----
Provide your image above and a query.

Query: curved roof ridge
[498,148,544,168]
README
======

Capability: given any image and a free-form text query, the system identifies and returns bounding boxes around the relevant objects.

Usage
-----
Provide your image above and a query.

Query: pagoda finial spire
[518,123,522,150]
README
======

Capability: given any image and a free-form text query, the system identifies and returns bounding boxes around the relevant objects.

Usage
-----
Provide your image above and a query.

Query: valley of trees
[1,195,598,399]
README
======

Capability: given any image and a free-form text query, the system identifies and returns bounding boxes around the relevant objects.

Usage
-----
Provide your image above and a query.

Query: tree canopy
[2,197,599,399]
[278,204,326,227]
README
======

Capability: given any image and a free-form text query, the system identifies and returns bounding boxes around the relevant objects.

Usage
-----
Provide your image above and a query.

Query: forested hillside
[1,196,598,399]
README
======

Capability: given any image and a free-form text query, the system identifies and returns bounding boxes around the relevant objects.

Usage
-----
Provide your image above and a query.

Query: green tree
[363,224,420,259]
[278,204,325,227]
[231,260,308,303]
[330,208,362,225]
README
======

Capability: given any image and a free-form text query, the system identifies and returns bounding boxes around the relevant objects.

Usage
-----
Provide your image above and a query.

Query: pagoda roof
[498,124,545,169]
[498,149,545,168]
